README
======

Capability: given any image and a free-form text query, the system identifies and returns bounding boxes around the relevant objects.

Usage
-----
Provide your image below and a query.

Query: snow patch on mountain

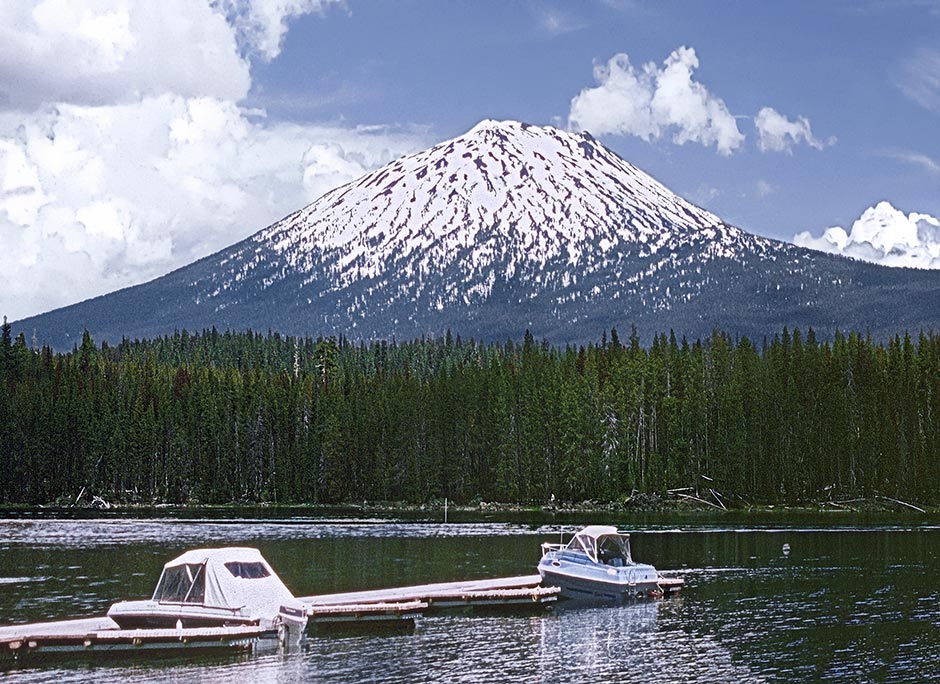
[794,201,940,269]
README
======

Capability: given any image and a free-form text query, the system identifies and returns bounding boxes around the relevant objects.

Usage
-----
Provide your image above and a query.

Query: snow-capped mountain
[198,119,773,332]
[16,120,940,348]
[247,119,755,296]
[795,201,940,269]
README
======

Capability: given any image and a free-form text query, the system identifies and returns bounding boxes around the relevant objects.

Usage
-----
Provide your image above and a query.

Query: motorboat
[538,525,680,601]
[107,547,307,639]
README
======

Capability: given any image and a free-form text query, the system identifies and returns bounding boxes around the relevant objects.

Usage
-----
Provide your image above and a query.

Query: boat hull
[107,601,260,630]
[539,567,660,601]
[538,558,662,602]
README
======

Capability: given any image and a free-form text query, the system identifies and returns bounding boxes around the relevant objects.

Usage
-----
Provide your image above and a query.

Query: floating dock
[0,617,264,662]
[1,571,681,662]
[300,574,560,614]
[0,576,558,660]
[307,600,427,632]
[301,572,681,610]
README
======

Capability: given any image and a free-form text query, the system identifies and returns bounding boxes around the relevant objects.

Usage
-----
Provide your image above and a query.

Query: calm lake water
[0,510,939,682]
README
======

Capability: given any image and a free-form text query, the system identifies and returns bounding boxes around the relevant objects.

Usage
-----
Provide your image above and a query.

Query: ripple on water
[0,577,46,585]
[0,520,542,549]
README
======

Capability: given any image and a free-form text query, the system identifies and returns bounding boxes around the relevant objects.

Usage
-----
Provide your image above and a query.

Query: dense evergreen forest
[1,319,938,507]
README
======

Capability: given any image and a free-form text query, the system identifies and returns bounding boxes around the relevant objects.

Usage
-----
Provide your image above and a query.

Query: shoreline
[1,495,935,517]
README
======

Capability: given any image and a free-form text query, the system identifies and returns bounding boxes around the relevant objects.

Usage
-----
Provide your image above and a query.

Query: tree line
[1,319,938,507]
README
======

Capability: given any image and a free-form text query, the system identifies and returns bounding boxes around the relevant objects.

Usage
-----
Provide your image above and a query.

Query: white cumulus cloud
[754,107,831,153]
[0,98,424,320]
[0,1,252,109]
[568,47,745,156]
[569,47,834,157]
[794,200,940,268]
[0,1,426,322]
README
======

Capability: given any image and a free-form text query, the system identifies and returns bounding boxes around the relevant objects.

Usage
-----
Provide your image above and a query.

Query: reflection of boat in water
[538,526,683,601]
[539,598,661,671]
[107,547,307,635]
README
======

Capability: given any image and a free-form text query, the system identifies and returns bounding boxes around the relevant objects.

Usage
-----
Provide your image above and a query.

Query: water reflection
[535,601,767,684]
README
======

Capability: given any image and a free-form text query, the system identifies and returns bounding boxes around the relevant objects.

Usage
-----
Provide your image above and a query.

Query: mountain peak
[464,118,529,135]
[460,118,588,147]
[463,118,597,142]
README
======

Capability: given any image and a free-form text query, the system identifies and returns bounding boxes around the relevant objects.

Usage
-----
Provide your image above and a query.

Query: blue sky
[253,0,939,237]
[1,0,939,319]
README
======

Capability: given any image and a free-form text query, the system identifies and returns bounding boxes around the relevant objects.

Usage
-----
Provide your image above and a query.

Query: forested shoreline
[1,320,938,508]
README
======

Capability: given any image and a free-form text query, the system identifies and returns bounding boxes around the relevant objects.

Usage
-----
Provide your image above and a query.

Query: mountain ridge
[14,119,940,349]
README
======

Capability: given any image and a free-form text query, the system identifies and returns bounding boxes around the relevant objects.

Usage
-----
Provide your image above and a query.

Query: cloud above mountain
[0,0,425,322]
[568,47,830,156]
[794,201,940,269]
[754,107,833,153]
[568,47,745,156]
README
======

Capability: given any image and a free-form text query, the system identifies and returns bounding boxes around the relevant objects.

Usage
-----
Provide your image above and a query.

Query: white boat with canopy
[538,525,678,601]
[107,547,307,637]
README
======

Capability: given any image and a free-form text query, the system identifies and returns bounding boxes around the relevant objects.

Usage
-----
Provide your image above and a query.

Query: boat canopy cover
[574,525,621,540]
[565,526,632,564]
[152,547,296,618]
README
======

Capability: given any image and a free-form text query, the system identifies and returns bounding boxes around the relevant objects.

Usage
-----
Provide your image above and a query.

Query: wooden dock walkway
[0,576,556,658]
[300,574,559,613]
[0,617,265,661]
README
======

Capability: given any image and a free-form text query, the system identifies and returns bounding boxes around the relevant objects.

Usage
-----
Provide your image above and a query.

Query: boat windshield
[152,563,206,603]
[596,535,632,566]
[566,532,633,565]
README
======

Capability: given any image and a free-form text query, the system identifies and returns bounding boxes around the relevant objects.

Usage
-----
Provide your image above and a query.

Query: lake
[0,510,938,682]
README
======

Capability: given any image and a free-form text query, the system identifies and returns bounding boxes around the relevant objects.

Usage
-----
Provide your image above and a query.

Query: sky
[1,0,939,321]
